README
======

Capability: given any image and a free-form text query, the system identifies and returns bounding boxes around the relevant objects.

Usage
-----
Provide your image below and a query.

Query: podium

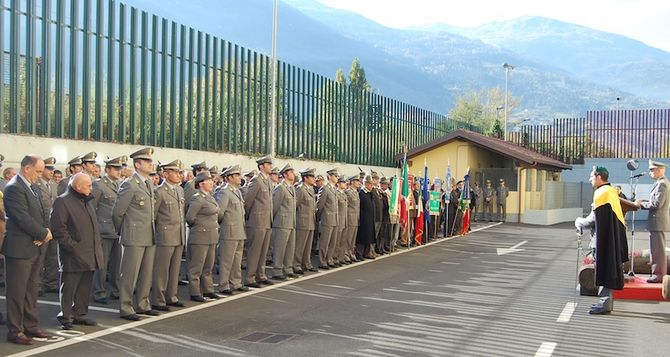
[619,198,639,214]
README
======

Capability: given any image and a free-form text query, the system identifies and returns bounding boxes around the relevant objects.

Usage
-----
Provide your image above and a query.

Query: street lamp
[503,63,514,141]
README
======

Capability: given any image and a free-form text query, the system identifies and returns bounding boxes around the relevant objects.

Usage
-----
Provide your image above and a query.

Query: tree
[335,58,371,91]
[335,68,346,85]
[448,87,519,136]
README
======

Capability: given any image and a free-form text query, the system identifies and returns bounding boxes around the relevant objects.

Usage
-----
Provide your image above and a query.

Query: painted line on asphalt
[0,296,118,314]
[534,342,557,357]
[556,302,576,323]
[7,222,502,357]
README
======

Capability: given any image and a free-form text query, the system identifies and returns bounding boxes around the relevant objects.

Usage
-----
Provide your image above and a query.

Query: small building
[399,129,576,224]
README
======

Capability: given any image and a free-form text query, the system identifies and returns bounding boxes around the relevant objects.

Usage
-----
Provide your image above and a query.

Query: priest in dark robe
[356,175,376,260]
[575,166,628,315]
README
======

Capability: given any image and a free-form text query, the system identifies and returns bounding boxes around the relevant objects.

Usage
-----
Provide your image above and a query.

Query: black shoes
[94,297,108,304]
[259,279,275,286]
[167,301,186,308]
[237,286,250,292]
[121,314,141,321]
[220,289,234,295]
[308,267,319,272]
[137,309,160,316]
[190,295,207,302]
[203,292,224,299]
[151,305,171,312]
[246,282,261,288]
[273,275,288,281]
[647,276,662,283]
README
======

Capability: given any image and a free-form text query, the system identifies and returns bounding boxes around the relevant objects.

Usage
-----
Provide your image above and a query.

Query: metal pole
[504,66,508,141]
[269,0,278,157]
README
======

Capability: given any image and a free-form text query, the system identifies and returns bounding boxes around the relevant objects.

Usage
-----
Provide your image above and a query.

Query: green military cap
[68,156,83,166]
[363,175,373,184]
[159,159,182,171]
[270,167,280,175]
[370,170,380,179]
[315,174,324,181]
[130,147,154,160]
[337,176,347,183]
[326,168,339,177]
[209,165,219,175]
[349,175,360,182]
[44,157,56,169]
[649,160,667,169]
[299,167,315,177]
[279,163,294,175]
[79,151,98,163]
[256,155,273,165]
[191,161,207,170]
[243,169,257,177]
[194,171,212,185]
[105,155,128,168]
[222,164,242,177]
[380,177,389,184]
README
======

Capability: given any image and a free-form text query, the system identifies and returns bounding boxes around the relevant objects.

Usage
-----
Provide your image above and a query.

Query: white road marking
[497,240,528,255]
[428,269,443,273]
[0,295,118,313]
[534,342,557,357]
[6,222,502,357]
[556,302,577,323]
[315,283,355,290]
[440,261,460,265]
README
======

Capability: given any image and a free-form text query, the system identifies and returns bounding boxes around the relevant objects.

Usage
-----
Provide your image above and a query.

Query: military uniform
[317,169,339,268]
[185,172,222,300]
[35,157,59,293]
[151,160,187,309]
[482,181,495,222]
[244,156,274,286]
[112,148,156,319]
[334,179,348,264]
[184,161,208,203]
[294,168,317,273]
[214,165,246,293]
[271,164,297,278]
[496,180,509,222]
[58,157,84,196]
[91,156,125,302]
[344,177,361,262]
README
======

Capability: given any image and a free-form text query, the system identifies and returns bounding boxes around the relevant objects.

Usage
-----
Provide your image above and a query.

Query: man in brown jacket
[244,155,275,288]
[50,173,104,330]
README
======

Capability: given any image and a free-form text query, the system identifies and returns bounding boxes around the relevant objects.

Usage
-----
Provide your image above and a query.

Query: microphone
[631,172,645,179]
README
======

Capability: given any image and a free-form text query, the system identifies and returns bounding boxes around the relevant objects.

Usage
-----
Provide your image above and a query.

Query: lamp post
[269,0,278,157]
[503,63,514,141]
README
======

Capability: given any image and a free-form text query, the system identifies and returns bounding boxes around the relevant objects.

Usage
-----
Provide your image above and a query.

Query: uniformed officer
[240,170,256,196]
[186,171,223,302]
[184,161,208,203]
[333,176,348,265]
[269,167,280,189]
[112,147,158,320]
[151,159,187,310]
[209,165,222,188]
[214,165,249,295]
[149,164,161,187]
[317,169,340,269]
[244,155,274,288]
[271,164,297,280]
[634,160,670,283]
[80,152,98,177]
[496,179,509,222]
[294,168,317,274]
[91,155,126,304]
[35,157,59,295]
[58,157,84,195]
[483,179,495,222]
[344,176,361,263]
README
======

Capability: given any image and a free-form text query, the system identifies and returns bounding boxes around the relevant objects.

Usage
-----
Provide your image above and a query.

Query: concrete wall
[521,208,584,225]
[0,133,397,178]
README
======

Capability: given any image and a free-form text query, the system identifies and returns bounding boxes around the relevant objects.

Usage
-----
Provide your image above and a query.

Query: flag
[415,196,424,245]
[444,164,452,195]
[422,162,430,240]
[460,169,471,235]
[389,175,400,216]
[401,151,409,198]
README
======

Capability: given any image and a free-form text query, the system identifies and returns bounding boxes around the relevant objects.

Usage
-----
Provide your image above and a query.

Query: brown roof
[399,129,572,170]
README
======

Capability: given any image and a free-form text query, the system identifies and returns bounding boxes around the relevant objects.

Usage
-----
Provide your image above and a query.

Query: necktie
[145,179,152,194]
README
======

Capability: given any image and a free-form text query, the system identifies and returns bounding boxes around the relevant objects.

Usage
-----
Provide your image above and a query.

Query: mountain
[418,16,670,103]
[121,0,666,120]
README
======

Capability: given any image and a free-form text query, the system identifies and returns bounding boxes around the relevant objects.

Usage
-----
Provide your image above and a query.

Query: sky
[317,0,670,52]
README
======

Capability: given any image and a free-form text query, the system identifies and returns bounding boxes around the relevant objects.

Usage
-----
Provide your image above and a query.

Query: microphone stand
[627,172,640,277]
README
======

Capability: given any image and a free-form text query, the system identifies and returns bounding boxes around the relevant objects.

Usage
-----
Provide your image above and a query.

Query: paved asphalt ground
[2,222,669,356]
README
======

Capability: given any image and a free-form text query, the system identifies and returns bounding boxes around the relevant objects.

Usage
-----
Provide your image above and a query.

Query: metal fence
[508,109,670,165]
[0,0,480,167]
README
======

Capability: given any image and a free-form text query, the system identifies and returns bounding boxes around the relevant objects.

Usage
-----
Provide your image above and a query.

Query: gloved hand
[575,217,586,229]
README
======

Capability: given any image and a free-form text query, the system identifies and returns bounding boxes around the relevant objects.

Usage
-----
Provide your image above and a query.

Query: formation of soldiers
[0,149,407,328]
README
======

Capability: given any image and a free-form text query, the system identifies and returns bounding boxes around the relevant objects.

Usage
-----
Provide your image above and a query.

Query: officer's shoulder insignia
[135,179,140,184]
[194,193,200,197]
[164,187,169,191]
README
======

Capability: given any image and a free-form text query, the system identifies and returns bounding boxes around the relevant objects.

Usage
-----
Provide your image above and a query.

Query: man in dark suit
[50,173,104,330]
[2,155,55,344]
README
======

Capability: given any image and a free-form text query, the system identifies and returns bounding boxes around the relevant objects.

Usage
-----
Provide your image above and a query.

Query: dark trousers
[58,271,94,323]
[5,254,43,336]
[92,238,120,299]
[41,239,59,290]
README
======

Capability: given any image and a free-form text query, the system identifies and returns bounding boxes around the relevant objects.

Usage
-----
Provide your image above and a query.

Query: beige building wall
[0,134,397,178]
